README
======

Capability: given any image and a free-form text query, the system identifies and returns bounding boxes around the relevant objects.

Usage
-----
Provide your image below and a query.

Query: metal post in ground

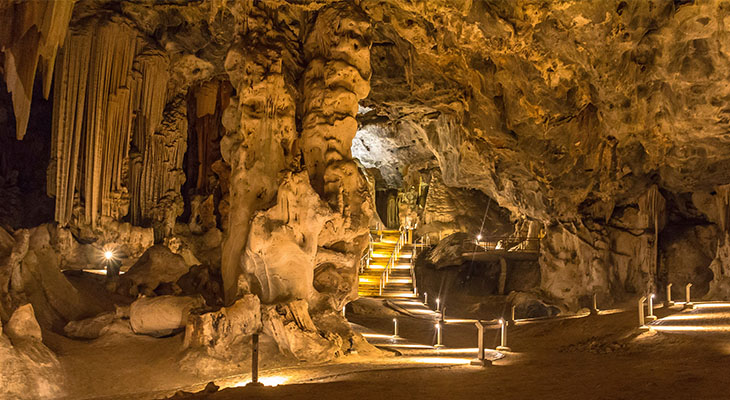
[424,292,428,306]
[246,334,263,387]
[665,283,674,307]
[646,294,657,322]
[470,321,491,366]
[393,318,400,338]
[685,283,694,309]
[508,305,516,326]
[638,296,648,329]
[496,319,511,352]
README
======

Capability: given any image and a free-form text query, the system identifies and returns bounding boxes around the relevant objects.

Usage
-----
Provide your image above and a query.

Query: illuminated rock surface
[1,1,730,398]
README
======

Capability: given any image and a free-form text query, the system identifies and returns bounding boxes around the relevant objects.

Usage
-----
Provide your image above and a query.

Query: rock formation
[4,0,730,387]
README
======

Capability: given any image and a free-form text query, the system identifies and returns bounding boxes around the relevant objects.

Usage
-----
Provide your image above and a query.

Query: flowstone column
[300,2,374,308]
[220,41,297,303]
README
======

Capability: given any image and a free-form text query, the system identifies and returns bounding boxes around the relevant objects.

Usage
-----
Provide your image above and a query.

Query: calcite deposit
[2,1,730,396]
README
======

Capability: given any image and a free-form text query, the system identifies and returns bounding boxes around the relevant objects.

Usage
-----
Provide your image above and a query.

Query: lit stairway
[358,229,417,298]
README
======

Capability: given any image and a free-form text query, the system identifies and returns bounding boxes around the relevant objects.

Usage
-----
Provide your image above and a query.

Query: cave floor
[43,299,730,400]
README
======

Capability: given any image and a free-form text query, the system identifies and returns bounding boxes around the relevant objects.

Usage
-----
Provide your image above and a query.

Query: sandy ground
[169,304,730,400]
[43,288,730,400]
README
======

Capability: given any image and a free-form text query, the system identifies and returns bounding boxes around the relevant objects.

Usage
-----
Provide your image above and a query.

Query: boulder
[183,294,261,359]
[0,334,63,399]
[507,292,561,319]
[262,300,341,362]
[130,295,205,337]
[119,245,190,296]
[176,264,224,307]
[0,226,13,260]
[5,303,42,342]
[64,312,115,339]
[19,245,98,330]
[427,232,469,268]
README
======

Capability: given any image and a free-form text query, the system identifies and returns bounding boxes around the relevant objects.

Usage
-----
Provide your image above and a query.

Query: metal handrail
[461,236,541,253]
[410,246,418,295]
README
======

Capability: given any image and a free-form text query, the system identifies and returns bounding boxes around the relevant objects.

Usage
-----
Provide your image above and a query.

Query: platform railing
[462,236,541,253]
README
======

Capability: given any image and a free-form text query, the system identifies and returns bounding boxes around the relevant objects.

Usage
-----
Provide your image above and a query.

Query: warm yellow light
[650,325,730,332]
[693,303,730,309]
[233,376,288,387]
[104,251,114,260]
[410,357,471,365]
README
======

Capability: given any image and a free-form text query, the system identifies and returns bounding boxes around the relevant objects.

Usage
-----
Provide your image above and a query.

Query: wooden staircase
[358,229,417,298]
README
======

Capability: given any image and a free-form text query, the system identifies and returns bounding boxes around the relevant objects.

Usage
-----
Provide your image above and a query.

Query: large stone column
[220,41,297,304]
[300,2,374,308]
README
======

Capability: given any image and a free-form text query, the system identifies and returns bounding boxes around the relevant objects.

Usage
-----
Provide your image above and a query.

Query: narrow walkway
[649,302,730,333]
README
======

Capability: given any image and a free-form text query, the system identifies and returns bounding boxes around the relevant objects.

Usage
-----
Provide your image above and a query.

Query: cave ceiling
[4,0,730,224]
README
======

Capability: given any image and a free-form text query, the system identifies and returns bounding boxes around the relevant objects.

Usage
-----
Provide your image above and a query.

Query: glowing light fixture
[104,250,114,260]
[646,293,657,322]
[496,318,511,352]
[434,322,444,348]
[233,376,288,387]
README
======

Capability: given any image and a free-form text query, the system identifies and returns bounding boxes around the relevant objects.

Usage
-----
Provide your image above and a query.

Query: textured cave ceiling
[356,0,730,222]
[3,0,730,224]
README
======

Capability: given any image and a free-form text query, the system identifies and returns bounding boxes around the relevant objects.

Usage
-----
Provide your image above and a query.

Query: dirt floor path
[172,303,730,400]
[43,297,730,400]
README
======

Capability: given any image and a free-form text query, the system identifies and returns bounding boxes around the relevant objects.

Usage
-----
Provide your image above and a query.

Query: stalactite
[638,184,665,288]
[128,51,171,225]
[51,21,139,227]
[715,184,730,233]
[0,0,75,140]
[50,19,173,229]
[186,79,232,195]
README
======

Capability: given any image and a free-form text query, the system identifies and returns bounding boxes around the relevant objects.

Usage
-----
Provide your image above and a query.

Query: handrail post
[684,283,694,309]
[496,319,511,352]
[646,294,657,322]
[665,283,674,307]
[470,321,491,366]
[638,296,648,328]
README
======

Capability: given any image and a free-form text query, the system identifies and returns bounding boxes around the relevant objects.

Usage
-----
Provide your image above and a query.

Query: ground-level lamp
[645,294,657,322]
[392,318,400,338]
[424,292,428,306]
[496,319,511,352]
[434,322,444,348]
[436,297,441,312]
